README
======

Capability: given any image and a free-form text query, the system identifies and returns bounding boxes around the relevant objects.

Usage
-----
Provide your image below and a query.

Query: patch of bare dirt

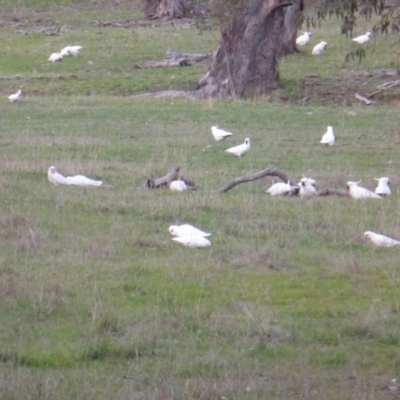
[300,70,400,106]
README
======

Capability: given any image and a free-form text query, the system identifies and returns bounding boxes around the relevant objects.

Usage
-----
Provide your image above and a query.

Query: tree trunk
[197,0,297,99]
[277,0,304,56]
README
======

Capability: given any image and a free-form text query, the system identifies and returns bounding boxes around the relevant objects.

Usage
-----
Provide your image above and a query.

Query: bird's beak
[374,178,380,181]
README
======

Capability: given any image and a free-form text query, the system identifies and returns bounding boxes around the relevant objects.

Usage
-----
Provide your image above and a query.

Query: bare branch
[214,166,297,193]
[355,92,374,105]
[316,188,350,197]
[144,166,181,189]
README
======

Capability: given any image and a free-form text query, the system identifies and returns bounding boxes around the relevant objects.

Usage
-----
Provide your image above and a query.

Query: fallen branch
[144,166,197,190]
[316,188,349,197]
[214,166,297,193]
[131,90,197,99]
[367,79,400,98]
[145,48,211,69]
[355,92,373,105]
[145,59,191,68]
[214,166,351,197]
[144,166,181,189]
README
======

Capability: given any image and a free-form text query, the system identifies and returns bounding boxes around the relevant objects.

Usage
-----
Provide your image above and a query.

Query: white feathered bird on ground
[169,224,211,237]
[296,31,311,46]
[211,126,233,141]
[352,32,371,45]
[312,41,328,55]
[347,181,382,199]
[320,126,335,146]
[374,177,391,196]
[47,166,103,187]
[172,235,211,248]
[48,52,63,63]
[266,181,291,196]
[8,89,22,103]
[170,180,187,192]
[364,231,400,247]
[60,45,83,57]
[225,138,251,157]
[47,166,67,185]
[299,177,317,198]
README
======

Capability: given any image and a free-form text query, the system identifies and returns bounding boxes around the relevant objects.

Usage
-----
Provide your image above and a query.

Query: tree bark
[197,0,296,98]
[277,0,304,56]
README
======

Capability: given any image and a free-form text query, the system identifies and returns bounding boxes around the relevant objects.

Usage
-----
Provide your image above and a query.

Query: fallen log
[144,166,197,190]
[214,166,350,197]
[145,48,211,68]
[145,58,191,68]
[355,92,373,105]
[144,166,181,189]
[316,188,349,197]
[367,79,400,98]
[214,166,298,193]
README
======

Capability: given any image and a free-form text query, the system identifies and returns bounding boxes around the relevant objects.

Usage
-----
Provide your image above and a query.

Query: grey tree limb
[316,188,349,197]
[144,166,181,188]
[214,166,297,193]
[214,166,350,197]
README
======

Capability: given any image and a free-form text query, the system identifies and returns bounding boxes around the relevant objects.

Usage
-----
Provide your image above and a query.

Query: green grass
[1,1,400,399]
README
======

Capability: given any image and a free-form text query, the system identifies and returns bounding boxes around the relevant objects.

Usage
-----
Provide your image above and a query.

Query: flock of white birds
[7,45,83,103]
[7,32,398,249]
[296,30,371,56]
[169,224,211,248]
[268,123,396,248]
[48,45,82,63]
[44,123,398,248]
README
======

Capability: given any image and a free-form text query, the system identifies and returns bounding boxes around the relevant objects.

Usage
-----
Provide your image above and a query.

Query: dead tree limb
[145,48,211,68]
[144,166,197,189]
[214,166,351,197]
[144,166,181,188]
[316,188,349,197]
[355,79,400,103]
[355,92,374,105]
[214,166,297,193]
[367,79,400,98]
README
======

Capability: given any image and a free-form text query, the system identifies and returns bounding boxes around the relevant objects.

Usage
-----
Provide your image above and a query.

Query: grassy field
[1,1,400,399]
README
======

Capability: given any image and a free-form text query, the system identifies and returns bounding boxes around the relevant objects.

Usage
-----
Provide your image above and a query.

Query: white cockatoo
[60,46,71,57]
[47,166,103,187]
[320,126,335,146]
[8,89,22,103]
[347,181,382,199]
[48,52,63,63]
[172,235,211,248]
[60,45,82,56]
[374,177,391,196]
[169,224,211,237]
[47,166,68,185]
[170,180,187,192]
[299,177,317,198]
[296,31,311,46]
[352,32,371,45]
[364,231,400,247]
[225,138,251,157]
[266,181,291,196]
[211,126,233,141]
[312,41,328,55]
